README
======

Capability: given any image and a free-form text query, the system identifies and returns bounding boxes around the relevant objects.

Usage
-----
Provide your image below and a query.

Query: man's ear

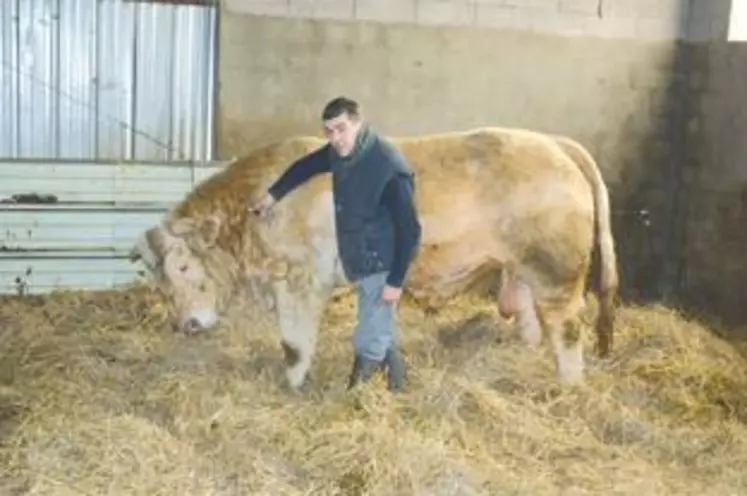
[197,214,222,248]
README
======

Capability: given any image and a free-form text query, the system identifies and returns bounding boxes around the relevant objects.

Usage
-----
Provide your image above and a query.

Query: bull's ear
[198,214,222,248]
[167,217,197,237]
[129,226,169,271]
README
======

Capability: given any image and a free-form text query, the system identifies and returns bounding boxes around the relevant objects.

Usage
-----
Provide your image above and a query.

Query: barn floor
[1,284,746,495]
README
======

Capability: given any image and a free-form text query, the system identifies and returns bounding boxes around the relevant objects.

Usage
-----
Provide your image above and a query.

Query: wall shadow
[608,38,692,306]
[673,41,747,339]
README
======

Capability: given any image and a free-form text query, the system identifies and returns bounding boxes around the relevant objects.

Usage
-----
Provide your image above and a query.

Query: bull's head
[129,214,230,334]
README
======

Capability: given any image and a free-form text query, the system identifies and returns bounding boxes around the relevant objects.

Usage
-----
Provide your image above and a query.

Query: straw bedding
[1,283,746,495]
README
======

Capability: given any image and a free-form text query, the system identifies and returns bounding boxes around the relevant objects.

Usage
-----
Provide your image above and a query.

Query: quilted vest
[329,126,415,283]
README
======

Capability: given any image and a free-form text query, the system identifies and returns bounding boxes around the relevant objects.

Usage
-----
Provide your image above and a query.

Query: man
[250,97,422,393]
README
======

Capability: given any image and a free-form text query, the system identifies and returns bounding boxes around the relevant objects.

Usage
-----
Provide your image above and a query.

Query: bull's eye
[199,283,206,292]
[179,264,188,273]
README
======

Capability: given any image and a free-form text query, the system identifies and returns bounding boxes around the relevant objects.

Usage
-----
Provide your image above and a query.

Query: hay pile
[1,284,747,495]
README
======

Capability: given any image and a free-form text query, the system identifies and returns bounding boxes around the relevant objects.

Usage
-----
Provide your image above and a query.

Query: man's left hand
[381,285,402,305]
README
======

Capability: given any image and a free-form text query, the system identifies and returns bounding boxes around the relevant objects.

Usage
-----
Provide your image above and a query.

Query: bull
[129,126,619,388]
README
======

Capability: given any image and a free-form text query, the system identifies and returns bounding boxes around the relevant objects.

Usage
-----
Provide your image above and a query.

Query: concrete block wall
[223,0,729,41]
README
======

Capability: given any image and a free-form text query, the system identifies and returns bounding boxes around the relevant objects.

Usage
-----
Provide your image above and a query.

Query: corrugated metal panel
[0,0,217,162]
[0,162,213,204]
[0,160,226,294]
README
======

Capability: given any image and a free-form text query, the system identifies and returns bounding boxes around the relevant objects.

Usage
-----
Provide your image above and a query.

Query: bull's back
[392,128,595,245]
[223,127,590,218]
[393,128,597,302]
[248,127,596,255]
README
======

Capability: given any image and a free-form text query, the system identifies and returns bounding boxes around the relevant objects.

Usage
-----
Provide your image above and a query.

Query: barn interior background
[1,0,746,334]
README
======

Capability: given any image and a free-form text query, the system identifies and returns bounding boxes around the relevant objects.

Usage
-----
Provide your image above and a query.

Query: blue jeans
[353,271,398,361]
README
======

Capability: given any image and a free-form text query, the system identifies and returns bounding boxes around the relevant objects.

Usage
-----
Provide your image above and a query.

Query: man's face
[323,112,361,158]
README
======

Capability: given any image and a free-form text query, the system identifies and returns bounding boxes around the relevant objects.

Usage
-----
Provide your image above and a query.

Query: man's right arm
[267,144,331,202]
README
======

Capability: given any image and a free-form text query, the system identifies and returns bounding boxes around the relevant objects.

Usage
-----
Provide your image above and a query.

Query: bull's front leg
[272,278,327,390]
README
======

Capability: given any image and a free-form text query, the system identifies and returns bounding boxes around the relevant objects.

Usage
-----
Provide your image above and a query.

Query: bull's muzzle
[177,308,219,334]
[182,317,204,334]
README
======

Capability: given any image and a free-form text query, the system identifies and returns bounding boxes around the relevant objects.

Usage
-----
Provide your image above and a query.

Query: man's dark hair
[321,96,360,121]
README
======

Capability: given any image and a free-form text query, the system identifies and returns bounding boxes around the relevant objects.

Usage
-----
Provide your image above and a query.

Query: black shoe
[384,347,406,393]
[346,354,384,390]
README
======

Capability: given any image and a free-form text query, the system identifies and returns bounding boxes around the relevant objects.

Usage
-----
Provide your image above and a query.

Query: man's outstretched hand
[381,285,402,305]
[249,193,276,219]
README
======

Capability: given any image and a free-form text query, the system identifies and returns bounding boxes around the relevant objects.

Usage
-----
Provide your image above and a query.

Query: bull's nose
[183,317,203,334]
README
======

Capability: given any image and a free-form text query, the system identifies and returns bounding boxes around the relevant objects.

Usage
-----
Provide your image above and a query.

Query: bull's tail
[553,136,619,357]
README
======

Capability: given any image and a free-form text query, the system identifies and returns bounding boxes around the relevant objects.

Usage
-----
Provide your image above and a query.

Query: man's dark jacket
[267,125,422,286]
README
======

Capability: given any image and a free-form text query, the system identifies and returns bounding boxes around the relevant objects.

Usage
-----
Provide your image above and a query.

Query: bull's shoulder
[169,136,327,223]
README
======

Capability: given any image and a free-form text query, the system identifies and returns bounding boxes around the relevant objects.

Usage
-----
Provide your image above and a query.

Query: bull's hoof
[556,354,585,384]
[285,367,310,391]
[284,372,311,395]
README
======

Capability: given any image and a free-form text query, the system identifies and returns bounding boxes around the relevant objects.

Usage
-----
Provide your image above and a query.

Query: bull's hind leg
[273,279,325,390]
[536,287,587,383]
[498,267,543,347]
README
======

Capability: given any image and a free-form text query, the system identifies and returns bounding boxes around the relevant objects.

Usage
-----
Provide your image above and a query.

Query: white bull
[129,126,619,387]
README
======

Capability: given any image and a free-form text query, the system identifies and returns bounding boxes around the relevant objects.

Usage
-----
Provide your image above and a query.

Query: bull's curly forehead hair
[321,96,361,121]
